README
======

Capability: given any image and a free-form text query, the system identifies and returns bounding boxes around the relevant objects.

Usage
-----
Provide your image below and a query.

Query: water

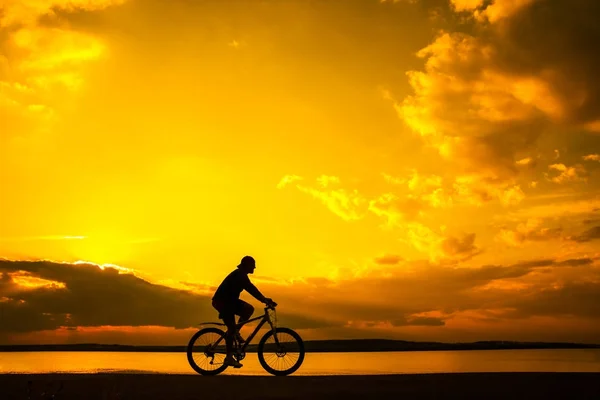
[2,350,600,375]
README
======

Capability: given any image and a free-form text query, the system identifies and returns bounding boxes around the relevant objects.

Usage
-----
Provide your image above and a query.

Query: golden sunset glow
[9,271,66,290]
[1,0,600,346]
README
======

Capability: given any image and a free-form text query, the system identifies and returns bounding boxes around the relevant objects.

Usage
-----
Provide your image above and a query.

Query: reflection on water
[1,350,600,375]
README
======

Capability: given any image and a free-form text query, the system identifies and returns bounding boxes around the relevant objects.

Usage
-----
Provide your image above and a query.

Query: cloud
[388,170,453,209]
[267,255,599,335]
[496,218,563,247]
[440,232,480,260]
[347,314,447,329]
[511,257,594,269]
[487,0,600,130]
[368,193,425,225]
[583,154,600,162]
[379,0,419,4]
[0,0,128,144]
[381,170,525,208]
[450,0,485,12]
[281,175,484,262]
[277,174,303,189]
[0,260,325,335]
[453,175,525,207]
[391,316,445,327]
[444,0,600,131]
[571,226,600,243]
[0,260,209,333]
[1,0,125,84]
[516,157,534,166]
[506,197,600,221]
[546,163,588,184]
[316,175,341,188]
[400,224,482,263]
[298,186,367,221]
[502,282,600,320]
[2,254,599,343]
[278,175,368,221]
[282,171,528,259]
[475,0,536,23]
[398,31,547,182]
[373,254,403,265]
[397,0,600,193]
[0,1,127,28]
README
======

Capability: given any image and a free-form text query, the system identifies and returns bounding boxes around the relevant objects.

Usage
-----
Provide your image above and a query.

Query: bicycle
[186,304,305,376]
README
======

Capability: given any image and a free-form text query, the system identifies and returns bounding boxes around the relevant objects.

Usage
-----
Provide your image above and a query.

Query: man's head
[237,255,256,274]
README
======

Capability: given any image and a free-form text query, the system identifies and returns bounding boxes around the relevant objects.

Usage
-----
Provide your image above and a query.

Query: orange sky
[1,0,600,345]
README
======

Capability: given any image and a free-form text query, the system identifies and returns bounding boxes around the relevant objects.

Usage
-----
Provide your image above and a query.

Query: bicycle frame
[200,306,279,353]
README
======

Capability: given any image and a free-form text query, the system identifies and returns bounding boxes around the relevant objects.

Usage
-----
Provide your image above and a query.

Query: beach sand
[2,373,599,400]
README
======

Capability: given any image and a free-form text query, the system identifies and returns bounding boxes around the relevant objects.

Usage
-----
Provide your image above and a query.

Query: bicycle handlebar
[264,301,278,310]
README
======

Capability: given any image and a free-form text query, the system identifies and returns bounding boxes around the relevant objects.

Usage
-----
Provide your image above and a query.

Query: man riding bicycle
[212,255,276,368]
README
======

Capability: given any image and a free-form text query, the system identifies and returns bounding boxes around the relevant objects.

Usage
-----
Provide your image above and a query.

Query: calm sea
[2,350,600,375]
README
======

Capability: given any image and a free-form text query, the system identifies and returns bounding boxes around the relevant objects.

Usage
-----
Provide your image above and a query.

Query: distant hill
[1,339,599,353]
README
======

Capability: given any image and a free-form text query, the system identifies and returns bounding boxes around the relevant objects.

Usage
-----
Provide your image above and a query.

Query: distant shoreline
[2,339,599,352]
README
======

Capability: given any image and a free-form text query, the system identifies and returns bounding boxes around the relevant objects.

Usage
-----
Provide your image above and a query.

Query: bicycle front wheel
[257,327,305,376]
[186,327,228,375]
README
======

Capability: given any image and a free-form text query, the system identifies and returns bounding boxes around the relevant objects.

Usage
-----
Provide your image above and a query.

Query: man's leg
[222,313,236,355]
[237,300,254,325]
[221,312,243,368]
[213,299,242,368]
[213,300,235,356]
[234,300,254,342]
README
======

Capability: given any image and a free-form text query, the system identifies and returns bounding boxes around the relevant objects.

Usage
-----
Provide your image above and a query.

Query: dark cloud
[583,218,600,225]
[555,258,595,267]
[399,0,600,184]
[0,260,213,333]
[0,260,332,335]
[440,233,481,261]
[512,258,594,268]
[495,0,600,129]
[497,225,564,247]
[1,256,599,342]
[266,256,599,331]
[572,226,600,243]
[503,282,600,320]
[512,259,555,268]
[391,316,446,327]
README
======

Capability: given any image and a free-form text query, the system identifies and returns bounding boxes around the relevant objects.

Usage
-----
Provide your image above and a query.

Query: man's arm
[245,280,267,303]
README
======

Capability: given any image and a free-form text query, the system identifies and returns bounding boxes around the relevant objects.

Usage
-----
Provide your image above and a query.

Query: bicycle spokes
[260,331,302,372]
[192,330,227,371]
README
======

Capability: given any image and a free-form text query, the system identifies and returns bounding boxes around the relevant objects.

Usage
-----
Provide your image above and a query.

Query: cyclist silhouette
[211,255,276,368]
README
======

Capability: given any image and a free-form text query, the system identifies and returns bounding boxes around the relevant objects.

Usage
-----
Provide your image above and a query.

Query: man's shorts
[212,298,250,321]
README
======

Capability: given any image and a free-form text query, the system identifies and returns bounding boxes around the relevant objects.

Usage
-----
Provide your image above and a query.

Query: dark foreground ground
[2,373,599,400]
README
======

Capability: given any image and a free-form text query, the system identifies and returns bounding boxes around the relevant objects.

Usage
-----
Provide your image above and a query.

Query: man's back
[212,269,250,303]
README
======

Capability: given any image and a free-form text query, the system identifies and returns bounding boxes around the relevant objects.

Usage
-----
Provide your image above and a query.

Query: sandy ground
[2,373,599,400]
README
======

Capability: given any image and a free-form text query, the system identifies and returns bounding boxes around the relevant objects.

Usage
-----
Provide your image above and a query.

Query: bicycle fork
[268,318,282,347]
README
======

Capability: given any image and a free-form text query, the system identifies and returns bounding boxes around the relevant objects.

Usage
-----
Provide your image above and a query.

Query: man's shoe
[224,355,243,368]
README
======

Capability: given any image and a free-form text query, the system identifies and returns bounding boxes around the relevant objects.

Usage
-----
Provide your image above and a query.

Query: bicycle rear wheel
[257,327,305,376]
[187,327,228,375]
